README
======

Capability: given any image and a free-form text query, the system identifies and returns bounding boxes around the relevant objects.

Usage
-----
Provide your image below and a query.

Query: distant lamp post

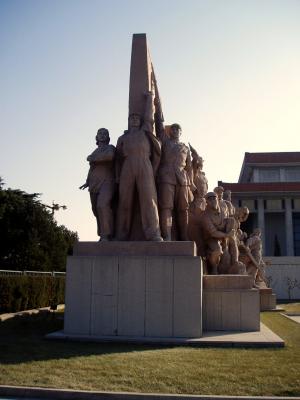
[45,201,67,216]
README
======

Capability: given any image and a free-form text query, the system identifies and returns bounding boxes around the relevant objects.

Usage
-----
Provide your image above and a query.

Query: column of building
[285,197,294,256]
[257,198,265,254]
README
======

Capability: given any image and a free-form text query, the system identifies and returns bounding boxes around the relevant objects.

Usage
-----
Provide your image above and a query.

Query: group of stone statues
[80,90,197,243]
[193,186,268,288]
[79,90,267,288]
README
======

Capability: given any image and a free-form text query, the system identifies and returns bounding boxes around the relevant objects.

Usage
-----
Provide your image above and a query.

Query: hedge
[0,275,65,313]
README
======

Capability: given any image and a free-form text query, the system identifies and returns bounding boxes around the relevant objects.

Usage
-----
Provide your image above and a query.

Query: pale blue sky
[1,0,300,240]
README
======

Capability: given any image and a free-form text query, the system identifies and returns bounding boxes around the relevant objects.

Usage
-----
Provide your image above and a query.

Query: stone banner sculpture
[56,33,276,344]
[79,33,268,287]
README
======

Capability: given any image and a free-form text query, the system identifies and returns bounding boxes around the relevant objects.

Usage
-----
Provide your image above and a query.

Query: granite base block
[64,254,202,338]
[203,275,260,332]
[73,241,196,257]
[260,288,277,311]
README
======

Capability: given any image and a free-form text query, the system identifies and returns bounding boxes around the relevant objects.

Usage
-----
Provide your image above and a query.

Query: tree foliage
[0,180,78,271]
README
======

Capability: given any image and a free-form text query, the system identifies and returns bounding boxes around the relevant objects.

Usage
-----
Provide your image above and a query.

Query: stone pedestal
[64,242,202,339]
[260,288,277,311]
[203,275,260,332]
[73,241,196,257]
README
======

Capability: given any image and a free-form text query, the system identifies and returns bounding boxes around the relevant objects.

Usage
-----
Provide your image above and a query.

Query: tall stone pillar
[257,198,265,253]
[129,33,152,117]
[285,198,294,256]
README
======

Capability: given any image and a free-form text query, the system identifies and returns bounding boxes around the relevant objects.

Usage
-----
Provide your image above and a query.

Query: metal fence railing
[0,270,66,277]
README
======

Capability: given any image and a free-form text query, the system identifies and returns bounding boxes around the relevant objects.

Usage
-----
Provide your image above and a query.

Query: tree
[0,180,78,271]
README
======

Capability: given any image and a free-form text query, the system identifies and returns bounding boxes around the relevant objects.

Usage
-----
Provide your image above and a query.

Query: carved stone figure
[187,144,208,255]
[157,123,194,241]
[217,205,249,273]
[223,190,235,217]
[200,192,240,274]
[214,186,229,218]
[247,228,263,262]
[115,91,162,241]
[202,189,243,274]
[189,144,208,213]
[234,206,250,243]
[154,99,194,241]
[79,128,115,241]
[239,228,268,288]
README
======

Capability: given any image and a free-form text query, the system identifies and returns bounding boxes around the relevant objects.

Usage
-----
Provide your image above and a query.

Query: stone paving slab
[46,323,284,348]
[281,313,300,324]
[0,385,298,400]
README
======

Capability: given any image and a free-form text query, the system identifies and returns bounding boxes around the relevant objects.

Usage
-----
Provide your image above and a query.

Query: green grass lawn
[0,307,299,397]
[279,302,300,314]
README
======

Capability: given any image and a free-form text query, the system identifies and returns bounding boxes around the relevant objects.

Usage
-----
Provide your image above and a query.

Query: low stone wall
[265,257,300,300]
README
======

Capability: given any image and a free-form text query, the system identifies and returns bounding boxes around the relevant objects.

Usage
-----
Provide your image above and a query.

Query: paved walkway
[47,323,284,348]
[0,385,298,400]
[281,313,300,324]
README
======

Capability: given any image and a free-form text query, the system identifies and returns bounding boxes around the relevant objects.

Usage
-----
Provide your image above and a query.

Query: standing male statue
[115,91,162,241]
[214,186,229,218]
[223,190,235,217]
[239,228,268,288]
[79,128,115,241]
[154,97,194,241]
[189,144,208,213]
[187,144,208,255]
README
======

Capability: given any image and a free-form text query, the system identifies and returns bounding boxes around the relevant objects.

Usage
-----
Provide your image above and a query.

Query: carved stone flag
[128,33,153,118]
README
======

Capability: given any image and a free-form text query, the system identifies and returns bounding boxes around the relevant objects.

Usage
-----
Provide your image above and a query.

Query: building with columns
[219,152,300,257]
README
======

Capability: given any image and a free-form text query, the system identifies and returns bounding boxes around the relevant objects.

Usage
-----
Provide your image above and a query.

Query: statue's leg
[116,165,135,240]
[160,209,172,241]
[158,183,175,241]
[176,185,189,241]
[207,239,223,275]
[90,192,101,237]
[246,263,258,287]
[137,164,162,241]
[97,182,114,240]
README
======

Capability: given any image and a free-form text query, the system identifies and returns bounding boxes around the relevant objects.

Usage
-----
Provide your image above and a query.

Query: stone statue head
[196,156,204,170]
[236,206,249,223]
[214,186,224,200]
[128,113,142,129]
[223,190,232,202]
[170,123,182,140]
[251,228,261,237]
[96,128,110,145]
[205,191,219,211]
[189,143,203,171]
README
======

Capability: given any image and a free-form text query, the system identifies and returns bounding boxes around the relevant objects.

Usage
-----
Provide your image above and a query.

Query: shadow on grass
[0,312,178,364]
[0,310,284,366]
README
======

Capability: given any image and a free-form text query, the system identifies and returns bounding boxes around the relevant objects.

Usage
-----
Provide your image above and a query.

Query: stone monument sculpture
[57,33,264,343]
[115,91,162,241]
[79,128,115,241]
[154,93,194,241]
